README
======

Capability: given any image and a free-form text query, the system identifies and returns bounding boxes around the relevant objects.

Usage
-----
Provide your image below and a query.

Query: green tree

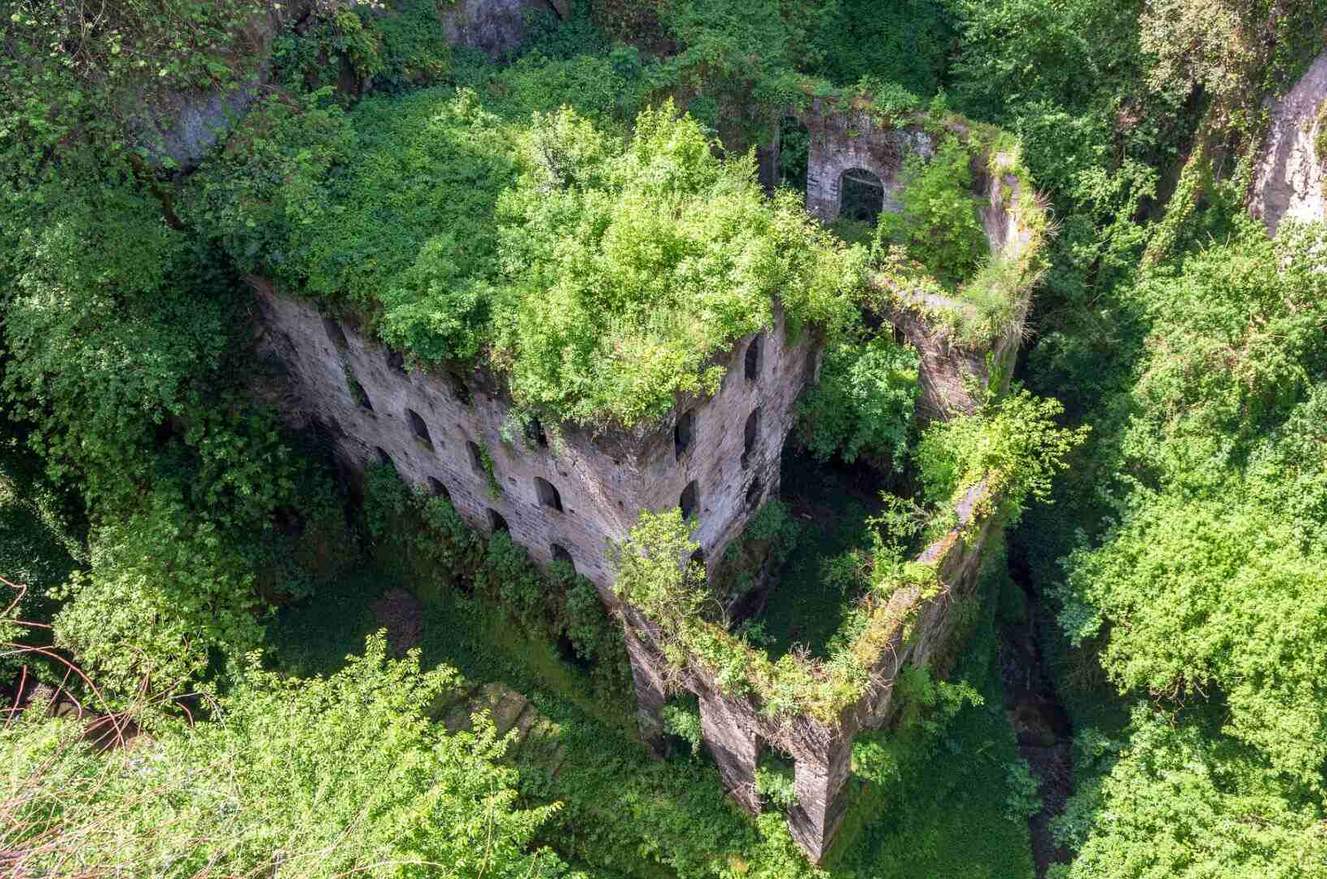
[0,635,569,877]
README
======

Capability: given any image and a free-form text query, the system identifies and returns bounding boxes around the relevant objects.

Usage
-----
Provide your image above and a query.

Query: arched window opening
[674,409,695,460]
[551,543,576,573]
[406,408,433,449]
[744,335,763,382]
[839,168,885,224]
[467,441,486,474]
[679,481,699,521]
[526,418,549,449]
[386,349,407,375]
[488,509,509,533]
[323,316,348,350]
[742,409,760,469]
[535,477,563,512]
[449,374,472,406]
[349,377,373,412]
[427,477,450,502]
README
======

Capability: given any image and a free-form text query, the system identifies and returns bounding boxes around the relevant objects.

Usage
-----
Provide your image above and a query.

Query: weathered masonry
[253,279,815,593]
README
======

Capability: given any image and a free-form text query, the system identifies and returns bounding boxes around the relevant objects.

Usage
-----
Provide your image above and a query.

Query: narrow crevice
[998,566,1073,878]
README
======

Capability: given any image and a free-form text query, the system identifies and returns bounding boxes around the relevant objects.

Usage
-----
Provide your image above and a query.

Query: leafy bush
[0,635,569,877]
[1054,711,1327,879]
[915,389,1087,520]
[876,136,988,287]
[492,103,862,426]
[190,90,864,428]
[662,700,704,756]
[797,336,920,467]
[755,763,798,810]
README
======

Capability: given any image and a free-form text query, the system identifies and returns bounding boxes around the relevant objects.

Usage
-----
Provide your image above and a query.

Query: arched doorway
[838,168,885,224]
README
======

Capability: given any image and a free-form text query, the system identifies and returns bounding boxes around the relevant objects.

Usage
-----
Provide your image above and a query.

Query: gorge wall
[1251,49,1327,235]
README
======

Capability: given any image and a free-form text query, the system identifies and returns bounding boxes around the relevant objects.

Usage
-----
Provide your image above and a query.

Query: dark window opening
[746,478,763,507]
[776,116,810,192]
[679,481,699,521]
[551,543,575,572]
[674,409,695,460]
[323,316,348,350]
[488,509,509,533]
[349,377,373,412]
[535,477,563,512]
[744,335,763,381]
[840,167,885,224]
[449,374,472,406]
[467,441,485,474]
[386,349,407,375]
[375,447,394,470]
[526,418,548,449]
[427,477,450,502]
[406,408,433,448]
[742,409,760,469]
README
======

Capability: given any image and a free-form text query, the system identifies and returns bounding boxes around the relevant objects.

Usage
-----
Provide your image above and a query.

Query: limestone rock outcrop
[1251,49,1327,235]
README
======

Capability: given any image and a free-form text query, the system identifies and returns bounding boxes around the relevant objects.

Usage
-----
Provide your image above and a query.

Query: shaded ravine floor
[998,573,1074,877]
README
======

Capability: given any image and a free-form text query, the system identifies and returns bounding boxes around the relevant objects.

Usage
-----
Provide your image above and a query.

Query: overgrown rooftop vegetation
[184,3,1039,429]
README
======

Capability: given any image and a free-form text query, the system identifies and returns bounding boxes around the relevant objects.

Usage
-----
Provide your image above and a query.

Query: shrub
[797,336,920,467]
[0,635,569,877]
[876,136,988,287]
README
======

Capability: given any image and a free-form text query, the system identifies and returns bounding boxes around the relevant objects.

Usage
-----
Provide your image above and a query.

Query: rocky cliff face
[1251,49,1327,235]
[441,0,569,59]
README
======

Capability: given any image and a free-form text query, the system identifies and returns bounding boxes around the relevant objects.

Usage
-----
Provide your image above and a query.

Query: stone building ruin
[253,92,1044,863]
[256,283,813,591]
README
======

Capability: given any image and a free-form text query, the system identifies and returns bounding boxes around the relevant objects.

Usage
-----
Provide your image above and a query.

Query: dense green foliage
[876,136,988,287]
[1,635,568,876]
[796,337,919,467]
[4,0,1327,877]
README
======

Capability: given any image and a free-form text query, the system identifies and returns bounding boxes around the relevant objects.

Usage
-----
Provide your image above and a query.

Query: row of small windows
[343,321,773,567]
[674,406,761,466]
[331,332,474,410]
[486,510,577,573]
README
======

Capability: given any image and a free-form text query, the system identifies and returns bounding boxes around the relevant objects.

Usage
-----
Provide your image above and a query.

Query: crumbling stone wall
[617,102,1038,862]
[800,101,936,223]
[1251,48,1327,235]
[623,479,1001,862]
[789,104,1036,421]
[250,278,814,594]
